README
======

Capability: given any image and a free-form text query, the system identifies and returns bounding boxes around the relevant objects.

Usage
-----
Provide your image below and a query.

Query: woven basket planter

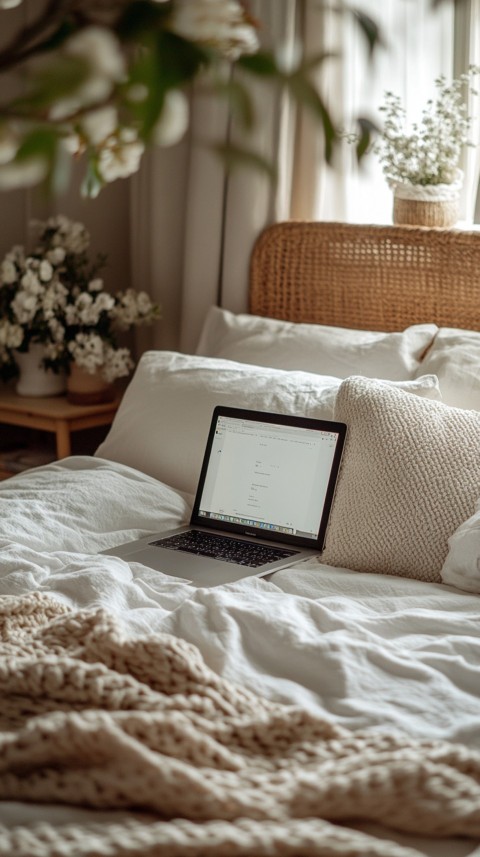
[391,171,462,228]
[393,196,460,228]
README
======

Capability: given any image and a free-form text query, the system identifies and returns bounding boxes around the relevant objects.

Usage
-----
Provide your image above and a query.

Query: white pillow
[322,377,480,583]
[441,500,480,593]
[196,306,438,380]
[95,351,441,495]
[415,327,480,410]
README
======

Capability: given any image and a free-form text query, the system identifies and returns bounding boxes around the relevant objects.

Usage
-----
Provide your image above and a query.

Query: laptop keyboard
[149,530,298,568]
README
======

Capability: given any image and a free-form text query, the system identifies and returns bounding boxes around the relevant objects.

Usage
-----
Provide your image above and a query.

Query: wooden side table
[0,390,121,472]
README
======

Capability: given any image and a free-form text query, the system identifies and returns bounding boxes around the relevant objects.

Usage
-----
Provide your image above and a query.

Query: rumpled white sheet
[1,456,480,857]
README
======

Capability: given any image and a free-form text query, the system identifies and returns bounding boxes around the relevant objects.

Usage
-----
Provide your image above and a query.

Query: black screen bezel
[190,406,346,550]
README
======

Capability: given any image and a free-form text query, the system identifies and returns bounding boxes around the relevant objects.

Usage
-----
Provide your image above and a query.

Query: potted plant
[0,215,160,400]
[374,66,480,227]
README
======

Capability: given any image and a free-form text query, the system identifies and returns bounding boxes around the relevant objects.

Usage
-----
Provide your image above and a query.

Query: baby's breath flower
[375,66,480,187]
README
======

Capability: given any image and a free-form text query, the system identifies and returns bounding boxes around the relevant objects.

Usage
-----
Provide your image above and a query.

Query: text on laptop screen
[197,415,340,540]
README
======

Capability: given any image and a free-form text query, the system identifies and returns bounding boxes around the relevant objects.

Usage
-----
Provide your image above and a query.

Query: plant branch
[0,0,73,74]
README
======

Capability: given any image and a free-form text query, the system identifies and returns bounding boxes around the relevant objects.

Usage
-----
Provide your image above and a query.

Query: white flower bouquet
[375,67,480,188]
[0,215,160,384]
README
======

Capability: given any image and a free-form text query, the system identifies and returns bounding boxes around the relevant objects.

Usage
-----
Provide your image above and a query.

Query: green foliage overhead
[0,0,382,196]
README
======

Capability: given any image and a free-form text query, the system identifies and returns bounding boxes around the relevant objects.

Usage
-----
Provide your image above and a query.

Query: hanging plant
[0,0,381,196]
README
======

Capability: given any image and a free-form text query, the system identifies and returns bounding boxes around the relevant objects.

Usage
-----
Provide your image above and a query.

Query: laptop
[101,406,346,587]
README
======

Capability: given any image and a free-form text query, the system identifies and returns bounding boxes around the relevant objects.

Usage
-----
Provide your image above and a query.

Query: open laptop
[101,406,346,587]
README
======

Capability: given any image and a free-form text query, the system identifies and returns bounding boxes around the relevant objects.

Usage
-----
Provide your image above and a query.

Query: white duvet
[1,455,480,857]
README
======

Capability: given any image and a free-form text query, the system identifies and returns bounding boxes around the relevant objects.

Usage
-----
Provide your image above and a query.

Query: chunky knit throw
[1,592,480,857]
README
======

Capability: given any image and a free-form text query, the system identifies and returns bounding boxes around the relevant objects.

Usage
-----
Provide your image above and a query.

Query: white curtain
[295,0,455,225]
[131,0,300,356]
[455,0,480,222]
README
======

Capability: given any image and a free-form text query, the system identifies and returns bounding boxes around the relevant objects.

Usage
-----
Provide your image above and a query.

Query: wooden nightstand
[0,389,121,478]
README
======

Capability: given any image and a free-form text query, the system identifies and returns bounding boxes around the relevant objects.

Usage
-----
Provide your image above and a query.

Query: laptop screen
[191,407,346,549]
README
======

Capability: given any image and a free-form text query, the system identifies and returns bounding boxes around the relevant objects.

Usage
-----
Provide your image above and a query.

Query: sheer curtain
[294,0,456,225]
[455,0,480,222]
[130,1,300,355]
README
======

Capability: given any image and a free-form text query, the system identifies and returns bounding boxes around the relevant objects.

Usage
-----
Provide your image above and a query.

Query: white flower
[1,259,17,284]
[39,260,53,282]
[68,332,104,370]
[136,291,154,315]
[50,27,126,120]
[0,125,18,165]
[41,280,68,319]
[375,67,480,186]
[97,129,145,182]
[45,215,90,254]
[47,247,66,265]
[11,291,39,324]
[88,278,103,292]
[20,267,42,294]
[6,245,24,265]
[94,292,115,313]
[81,106,118,146]
[152,90,189,147]
[0,321,23,348]
[0,214,158,383]
[170,0,259,60]
[43,340,64,360]
[74,292,102,326]
[62,132,83,156]
[47,319,65,343]
[0,157,47,190]
[67,27,125,84]
[102,345,133,382]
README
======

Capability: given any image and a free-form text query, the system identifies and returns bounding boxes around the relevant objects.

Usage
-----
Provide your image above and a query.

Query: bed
[1,221,480,857]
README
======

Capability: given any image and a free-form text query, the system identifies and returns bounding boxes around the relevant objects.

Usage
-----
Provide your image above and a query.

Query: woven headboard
[249,221,480,331]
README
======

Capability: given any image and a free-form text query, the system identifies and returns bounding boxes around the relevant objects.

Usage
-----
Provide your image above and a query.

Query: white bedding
[1,456,480,857]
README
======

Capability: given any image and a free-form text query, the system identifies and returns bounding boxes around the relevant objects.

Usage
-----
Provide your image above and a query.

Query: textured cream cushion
[416,327,480,410]
[322,377,480,582]
[95,351,441,496]
[197,306,438,380]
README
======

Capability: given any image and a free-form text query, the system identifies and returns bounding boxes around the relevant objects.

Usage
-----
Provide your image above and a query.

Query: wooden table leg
[55,420,71,459]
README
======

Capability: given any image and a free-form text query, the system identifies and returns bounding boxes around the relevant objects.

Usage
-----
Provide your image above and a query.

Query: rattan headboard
[249,221,480,331]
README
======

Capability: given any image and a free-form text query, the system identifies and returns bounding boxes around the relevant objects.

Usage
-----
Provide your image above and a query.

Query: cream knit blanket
[1,593,480,857]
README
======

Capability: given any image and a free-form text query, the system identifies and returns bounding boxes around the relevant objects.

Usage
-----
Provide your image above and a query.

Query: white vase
[391,169,463,228]
[15,344,66,397]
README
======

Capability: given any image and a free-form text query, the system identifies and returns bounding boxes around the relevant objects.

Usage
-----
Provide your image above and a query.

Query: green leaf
[47,139,72,196]
[155,31,209,87]
[351,8,385,56]
[14,126,73,195]
[287,76,337,162]
[81,157,104,199]
[116,0,173,40]
[9,56,90,117]
[35,20,76,53]
[214,142,277,182]
[128,31,208,138]
[16,127,57,162]
[237,51,279,77]
[301,51,338,73]
[354,116,378,160]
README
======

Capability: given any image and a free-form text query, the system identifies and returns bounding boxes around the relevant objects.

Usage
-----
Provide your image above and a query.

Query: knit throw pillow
[322,377,480,582]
